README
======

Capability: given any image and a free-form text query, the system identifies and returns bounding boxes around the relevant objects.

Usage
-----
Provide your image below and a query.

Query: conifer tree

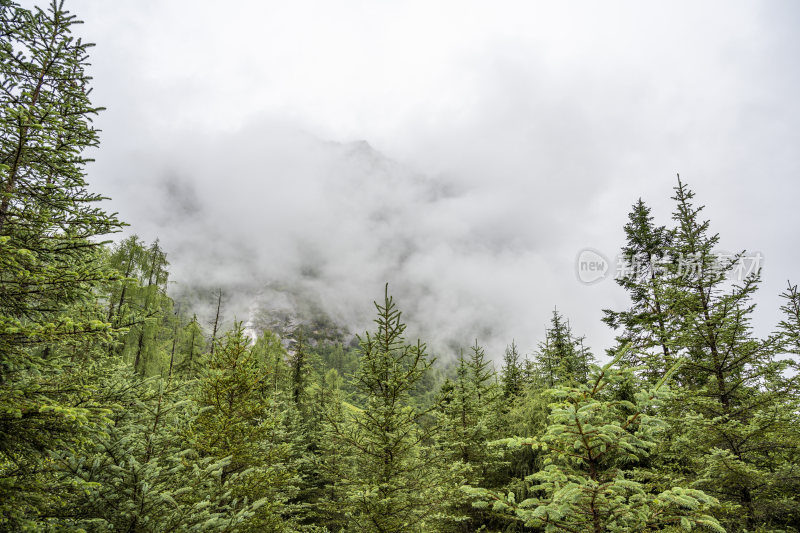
[0,1,123,526]
[778,281,800,355]
[50,369,231,531]
[130,240,170,375]
[329,285,457,532]
[436,341,504,530]
[102,236,175,375]
[496,309,597,517]
[251,329,291,397]
[314,368,353,530]
[189,324,296,532]
[177,313,205,377]
[606,179,800,530]
[105,234,146,328]
[603,199,675,380]
[208,288,224,355]
[466,348,724,532]
[316,341,361,390]
[666,181,799,530]
[290,367,350,530]
[288,326,312,407]
[279,325,335,531]
[535,309,594,386]
[501,340,525,400]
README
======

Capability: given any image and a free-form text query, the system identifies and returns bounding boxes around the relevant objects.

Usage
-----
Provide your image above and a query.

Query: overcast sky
[58,0,800,360]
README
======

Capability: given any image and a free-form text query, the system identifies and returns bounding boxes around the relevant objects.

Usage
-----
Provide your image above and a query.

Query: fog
[66,0,800,359]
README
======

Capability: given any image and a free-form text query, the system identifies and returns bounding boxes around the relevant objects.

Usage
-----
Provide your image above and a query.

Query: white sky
[56,0,800,359]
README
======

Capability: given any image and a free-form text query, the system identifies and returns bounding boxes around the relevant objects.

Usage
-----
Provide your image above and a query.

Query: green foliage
[466,347,724,533]
[288,327,314,407]
[603,198,676,380]
[439,342,503,476]
[175,313,205,378]
[105,237,175,375]
[605,178,800,531]
[778,281,800,355]
[0,1,123,526]
[661,180,800,531]
[189,324,296,532]
[315,341,360,381]
[46,367,265,532]
[1,3,798,531]
[501,340,525,401]
[535,309,595,387]
[436,341,506,530]
[328,285,459,532]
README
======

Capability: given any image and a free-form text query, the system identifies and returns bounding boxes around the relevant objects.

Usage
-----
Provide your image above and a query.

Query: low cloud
[99,120,571,356]
[78,0,800,360]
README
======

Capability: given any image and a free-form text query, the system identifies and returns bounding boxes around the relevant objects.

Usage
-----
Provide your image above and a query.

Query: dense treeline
[1,2,798,532]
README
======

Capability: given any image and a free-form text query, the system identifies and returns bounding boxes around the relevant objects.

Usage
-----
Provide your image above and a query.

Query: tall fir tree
[188,324,297,532]
[662,180,800,530]
[314,368,353,531]
[436,341,504,531]
[501,340,525,401]
[0,1,123,526]
[778,281,800,355]
[288,326,312,407]
[535,309,594,386]
[605,178,800,531]
[177,313,205,378]
[602,198,675,381]
[328,285,458,532]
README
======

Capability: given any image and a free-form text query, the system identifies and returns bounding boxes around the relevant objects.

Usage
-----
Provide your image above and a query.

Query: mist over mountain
[72,0,800,360]
[105,121,563,357]
[91,109,798,361]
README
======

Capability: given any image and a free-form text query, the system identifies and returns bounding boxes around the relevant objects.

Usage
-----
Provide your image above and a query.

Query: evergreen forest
[1,2,799,532]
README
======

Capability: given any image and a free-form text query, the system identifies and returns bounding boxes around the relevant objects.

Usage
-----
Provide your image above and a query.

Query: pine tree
[661,179,800,530]
[105,234,146,328]
[276,324,333,531]
[288,326,312,407]
[492,310,597,521]
[314,368,353,531]
[102,236,175,375]
[50,369,231,531]
[535,309,594,386]
[177,313,205,377]
[466,347,724,533]
[289,366,349,530]
[328,285,458,532]
[208,288,224,356]
[189,323,296,532]
[130,240,170,375]
[317,341,361,386]
[251,329,290,398]
[602,198,675,381]
[436,341,504,531]
[778,281,800,355]
[605,178,800,530]
[501,340,525,400]
[0,1,123,526]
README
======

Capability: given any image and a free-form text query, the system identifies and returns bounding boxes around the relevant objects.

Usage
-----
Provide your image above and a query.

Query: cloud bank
[72,0,800,359]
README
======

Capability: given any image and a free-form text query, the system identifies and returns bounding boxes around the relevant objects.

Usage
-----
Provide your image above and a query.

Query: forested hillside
[1,2,798,532]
